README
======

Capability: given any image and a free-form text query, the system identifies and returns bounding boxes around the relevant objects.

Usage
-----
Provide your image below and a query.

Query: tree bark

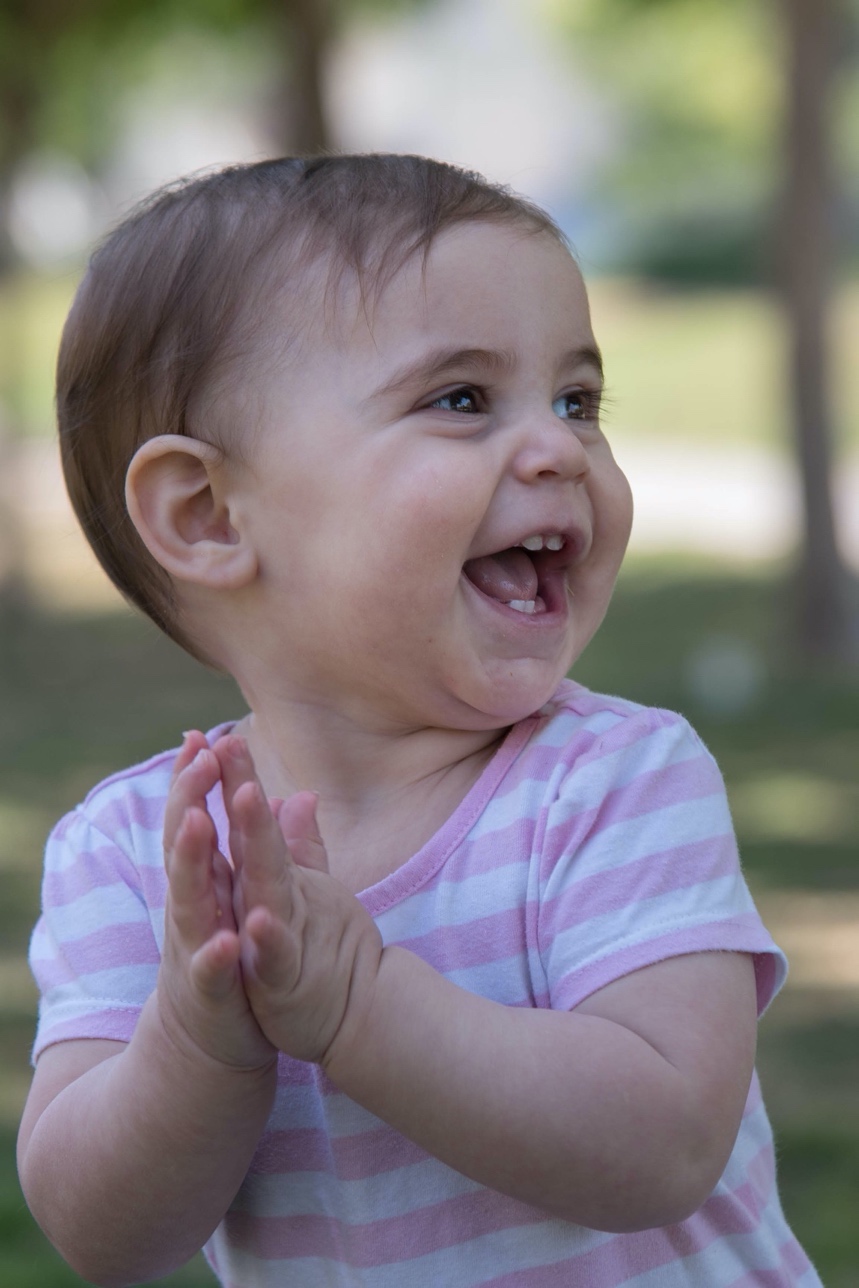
[275,0,337,154]
[781,0,857,664]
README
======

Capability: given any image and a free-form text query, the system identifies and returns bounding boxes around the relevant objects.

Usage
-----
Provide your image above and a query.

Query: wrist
[321,944,433,1093]
[147,987,278,1084]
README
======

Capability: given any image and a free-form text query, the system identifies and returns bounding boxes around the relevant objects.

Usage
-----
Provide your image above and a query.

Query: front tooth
[507,599,537,614]
[545,535,564,551]
[520,535,544,551]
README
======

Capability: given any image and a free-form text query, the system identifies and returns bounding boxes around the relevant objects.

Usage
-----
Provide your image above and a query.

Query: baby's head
[59,155,560,652]
[59,154,631,728]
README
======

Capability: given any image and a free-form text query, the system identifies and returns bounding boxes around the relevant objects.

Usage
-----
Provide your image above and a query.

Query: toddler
[18,155,819,1286]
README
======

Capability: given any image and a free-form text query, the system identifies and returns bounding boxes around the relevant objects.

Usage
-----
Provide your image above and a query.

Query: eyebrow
[364,343,605,406]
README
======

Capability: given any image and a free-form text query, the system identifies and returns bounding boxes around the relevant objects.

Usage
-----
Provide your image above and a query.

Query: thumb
[272,792,329,874]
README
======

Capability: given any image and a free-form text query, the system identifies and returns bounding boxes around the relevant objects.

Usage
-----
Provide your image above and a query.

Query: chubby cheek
[593,464,634,570]
[362,468,483,589]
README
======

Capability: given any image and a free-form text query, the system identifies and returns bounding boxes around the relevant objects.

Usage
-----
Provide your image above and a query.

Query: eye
[430,386,483,414]
[552,389,601,421]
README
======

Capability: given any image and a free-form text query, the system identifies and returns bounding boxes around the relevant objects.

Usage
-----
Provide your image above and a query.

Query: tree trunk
[781,0,857,664]
[274,0,337,154]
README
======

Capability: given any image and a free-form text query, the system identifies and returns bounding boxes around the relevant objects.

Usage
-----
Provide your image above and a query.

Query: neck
[231,686,508,889]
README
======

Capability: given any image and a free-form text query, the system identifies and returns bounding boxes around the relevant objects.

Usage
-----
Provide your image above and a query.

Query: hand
[213,735,384,1065]
[158,732,276,1071]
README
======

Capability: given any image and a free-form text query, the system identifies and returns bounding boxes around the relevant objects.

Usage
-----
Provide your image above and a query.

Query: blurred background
[1,0,858,1283]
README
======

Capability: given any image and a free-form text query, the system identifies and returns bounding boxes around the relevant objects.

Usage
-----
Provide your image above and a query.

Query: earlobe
[125,435,258,589]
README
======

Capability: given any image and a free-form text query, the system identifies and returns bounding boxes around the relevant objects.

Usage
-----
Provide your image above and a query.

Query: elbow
[591,1133,735,1234]
[53,1245,189,1288]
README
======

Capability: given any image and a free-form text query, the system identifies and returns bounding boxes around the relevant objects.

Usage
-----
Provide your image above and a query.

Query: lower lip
[460,570,570,627]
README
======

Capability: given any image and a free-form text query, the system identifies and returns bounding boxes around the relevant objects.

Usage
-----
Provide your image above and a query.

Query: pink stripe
[138,864,168,909]
[490,1226,681,1287]
[549,920,778,1012]
[782,1237,816,1276]
[33,1009,138,1057]
[90,792,168,836]
[486,1164,785,1288]
[42,846,143,907]
[32,922,159,992]
[540,836,738,934]
[542,755,725,868]
[725,1237,815,1288]
[726,1267,797,1287]
[427,818,537,882]
[250,1124,430,1180]
[492,728,601,795]
[395,904,528,972]
[224,1188,545,1265]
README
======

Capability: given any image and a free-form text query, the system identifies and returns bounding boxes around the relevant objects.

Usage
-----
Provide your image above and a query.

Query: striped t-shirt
[30,682,820,1286]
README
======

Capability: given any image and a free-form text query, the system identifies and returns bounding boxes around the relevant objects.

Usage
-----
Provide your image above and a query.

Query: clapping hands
[158,731,383,1074]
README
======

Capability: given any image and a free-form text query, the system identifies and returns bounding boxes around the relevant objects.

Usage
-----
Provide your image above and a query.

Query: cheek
[363,465,484,571]
[595,465,634,553]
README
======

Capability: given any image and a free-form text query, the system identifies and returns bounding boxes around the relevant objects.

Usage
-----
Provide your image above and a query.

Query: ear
[125,435,257,589]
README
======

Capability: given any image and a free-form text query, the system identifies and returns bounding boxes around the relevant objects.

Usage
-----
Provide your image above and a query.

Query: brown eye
[432,387,481,414]
[553,390,599,421]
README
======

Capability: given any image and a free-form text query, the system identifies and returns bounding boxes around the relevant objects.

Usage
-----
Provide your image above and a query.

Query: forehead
[296,221,593,362]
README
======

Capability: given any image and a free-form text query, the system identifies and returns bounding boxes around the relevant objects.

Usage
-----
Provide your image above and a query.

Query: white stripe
[547,873,754,967]
[544,793,734,885]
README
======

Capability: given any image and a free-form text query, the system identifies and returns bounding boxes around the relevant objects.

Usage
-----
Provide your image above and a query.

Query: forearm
[325,947,730,1231]
[19,995,277,1287]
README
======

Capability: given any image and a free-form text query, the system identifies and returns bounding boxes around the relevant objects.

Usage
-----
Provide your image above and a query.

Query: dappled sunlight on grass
[731,772,858,845]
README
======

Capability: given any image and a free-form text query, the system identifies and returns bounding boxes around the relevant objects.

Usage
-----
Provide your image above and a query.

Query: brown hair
[57,153,566,658]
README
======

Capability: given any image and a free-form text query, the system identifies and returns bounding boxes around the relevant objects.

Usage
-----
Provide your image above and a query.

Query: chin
[463,669,570,728]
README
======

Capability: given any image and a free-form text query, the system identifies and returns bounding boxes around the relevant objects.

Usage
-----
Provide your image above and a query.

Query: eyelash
[428,385,604,421]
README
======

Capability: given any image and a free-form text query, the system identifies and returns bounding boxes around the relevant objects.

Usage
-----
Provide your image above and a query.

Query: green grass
[1,561,857,1283]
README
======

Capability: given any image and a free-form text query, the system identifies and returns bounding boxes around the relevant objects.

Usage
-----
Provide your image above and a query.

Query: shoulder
[522,680,717,793]
[48,721,236,859]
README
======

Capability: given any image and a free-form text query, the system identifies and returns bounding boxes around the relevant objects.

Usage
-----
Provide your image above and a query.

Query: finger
[167,805,223,947]
[163,747,220,856]
[212,734,260,816]
[230,779,293,893]
[211,849,238,932]
[242,906,297,991]
[275,792,329,874]
[169,730,209,788]
[189,929,242,999]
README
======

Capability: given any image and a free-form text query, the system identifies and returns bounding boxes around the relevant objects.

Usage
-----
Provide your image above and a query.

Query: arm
[326,947,757,1231]
[17,735,278,1288]
[217,735,759,1233]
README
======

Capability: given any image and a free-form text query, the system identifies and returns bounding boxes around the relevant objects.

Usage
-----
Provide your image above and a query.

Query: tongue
[463,548,538,603]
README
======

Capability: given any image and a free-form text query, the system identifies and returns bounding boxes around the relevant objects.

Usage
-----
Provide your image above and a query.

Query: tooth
[545,535,564,551]
[519,536,544,551]
[507,599,537,614]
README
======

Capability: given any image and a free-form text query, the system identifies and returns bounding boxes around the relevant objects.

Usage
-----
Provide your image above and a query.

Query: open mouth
[462,534,569,617]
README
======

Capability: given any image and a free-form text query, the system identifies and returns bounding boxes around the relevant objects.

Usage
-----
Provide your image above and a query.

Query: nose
[511,412,592,485]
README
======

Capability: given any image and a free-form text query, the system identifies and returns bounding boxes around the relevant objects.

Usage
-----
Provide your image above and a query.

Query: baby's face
[233,220,632,731]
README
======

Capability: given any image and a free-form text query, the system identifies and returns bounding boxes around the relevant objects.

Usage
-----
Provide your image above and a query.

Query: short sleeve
[535,708,786,1015]
[29,807,161,1061]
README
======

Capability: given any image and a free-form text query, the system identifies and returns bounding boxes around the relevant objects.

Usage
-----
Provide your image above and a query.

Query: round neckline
[203,711,543,918]
[352,713,542,916]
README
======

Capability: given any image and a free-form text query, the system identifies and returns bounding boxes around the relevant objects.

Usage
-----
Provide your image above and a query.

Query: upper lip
[472,523,590,568]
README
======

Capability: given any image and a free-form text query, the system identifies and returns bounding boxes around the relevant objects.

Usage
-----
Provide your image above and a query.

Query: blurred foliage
[0,0,430,182]
[544,0,859,282]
